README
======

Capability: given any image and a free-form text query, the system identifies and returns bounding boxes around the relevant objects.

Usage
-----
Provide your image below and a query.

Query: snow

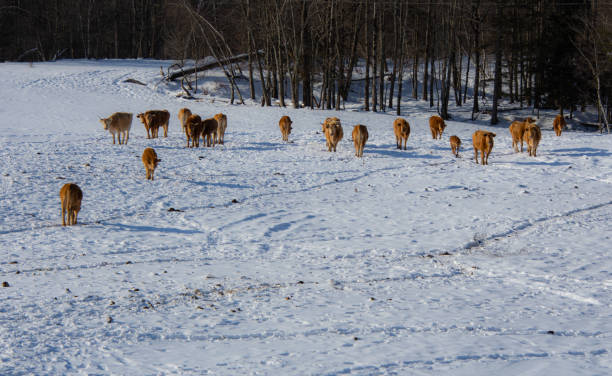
[0,59,611,375]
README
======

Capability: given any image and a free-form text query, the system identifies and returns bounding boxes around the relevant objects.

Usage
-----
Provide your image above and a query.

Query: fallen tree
[165,52,263,82]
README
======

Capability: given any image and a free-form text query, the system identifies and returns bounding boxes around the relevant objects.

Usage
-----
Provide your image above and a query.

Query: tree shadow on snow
[231,141,280,152]
[496,160,571,167]
[365,144,442,160]
[105,222,201,234]
[187,180,252,189]
[550,147,611,158]
[143,144,189,151]
[429,144,452,152]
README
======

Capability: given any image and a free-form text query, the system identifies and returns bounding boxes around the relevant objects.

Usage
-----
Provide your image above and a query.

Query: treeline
[1,0,610,128]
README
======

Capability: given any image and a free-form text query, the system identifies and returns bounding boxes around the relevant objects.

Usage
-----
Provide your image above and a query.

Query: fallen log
[166,52,263,81]
[577,121,603,131]
[123,78,146,86]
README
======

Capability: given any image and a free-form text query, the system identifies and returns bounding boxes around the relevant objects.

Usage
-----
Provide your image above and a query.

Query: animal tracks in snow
[461,199,612,253]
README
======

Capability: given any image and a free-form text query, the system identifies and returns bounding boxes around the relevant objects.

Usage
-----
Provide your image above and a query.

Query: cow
[60,183,83,226]
[429,115,446,139]
[472,130,496,165]
[322,117,341,149]
[99,112,132,145]
[136,110,170,138]
[450,135,461,158]
[214,113,228,144]
[525,123,542,157]
[323,118,343,152]
[509,121,528,153]
[202,117,218,147]
[553,114,566,136]
[185,114,203,148]
[279,116,293,142]
[352,125,368,158]
[142,147,161,180]
[393,118,410,150]
[178,108,192,136]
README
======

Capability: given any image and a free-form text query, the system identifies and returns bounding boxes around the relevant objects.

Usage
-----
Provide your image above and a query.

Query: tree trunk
[340,2,362,102]
[533,0,544,110]
[453,52,462,106]
[257,50,270,106]
[334,2,343,111]
[423,0,432,101]
[397,32,405,116]
[273,23,286,108]
[490,1,503,125]
[429,51,435,107]
[595,69,609,132]
[463,52,470,104]
[301,1,312,108]
[364,0,370,111]
[412,53,419,99]
[471,0,481,120]
[372,2,378,112]
[440,56,452,119]
[363,0,371,111]
[388,1,399,110]
[242,0,256,101]
[114,0,119,59]
[378,4,385,112]
[272,64,278,100]
[287,3,306,108]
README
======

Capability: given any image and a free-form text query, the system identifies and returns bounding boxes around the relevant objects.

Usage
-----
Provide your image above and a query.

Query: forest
[1,0,610,128]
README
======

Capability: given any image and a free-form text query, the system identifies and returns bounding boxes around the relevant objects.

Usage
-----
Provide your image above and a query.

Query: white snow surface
[1,59,611,375]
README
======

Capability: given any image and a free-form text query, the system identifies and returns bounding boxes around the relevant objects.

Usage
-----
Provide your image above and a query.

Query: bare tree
[470,0,482,120]
[180,0,244,104]
[0,0,604,123]
[571,6,610,133]
[490,0,503,125]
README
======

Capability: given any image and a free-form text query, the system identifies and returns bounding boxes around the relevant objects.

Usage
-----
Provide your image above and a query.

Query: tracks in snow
[461,199,612,253]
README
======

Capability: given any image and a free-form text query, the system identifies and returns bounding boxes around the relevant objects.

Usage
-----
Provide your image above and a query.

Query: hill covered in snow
[0,59,610,375]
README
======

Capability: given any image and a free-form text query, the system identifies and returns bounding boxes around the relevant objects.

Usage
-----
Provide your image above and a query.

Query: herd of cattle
[58,109,568,226]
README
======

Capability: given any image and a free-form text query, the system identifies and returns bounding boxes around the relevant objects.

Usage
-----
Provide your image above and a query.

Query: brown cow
[352,125,369,158]
[178,108,192,136]
[509,121,528,153]
[553,114,566,136]
[279,116,293,142]
[525,123,542,157]
[322,117,340,132]
[322,117,340,149]
[450,135,461,158]
[472,130,496,165]
[429,115,446,140]
[136,111,154,138]
[185,114,203,148]
[202,118,218,147]
[214,113,228,144]
[137,110,170,138]
[524,117,536,124]
[393,118,410,150]
[99,112,132,145]
[60,183,83,226]
[142,147,161,180]
[156,110,171,137]
[136,112,152,138]
[323,118,343,152]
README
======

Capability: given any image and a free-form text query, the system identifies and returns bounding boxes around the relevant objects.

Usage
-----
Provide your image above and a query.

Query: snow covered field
[0,59,611,375]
